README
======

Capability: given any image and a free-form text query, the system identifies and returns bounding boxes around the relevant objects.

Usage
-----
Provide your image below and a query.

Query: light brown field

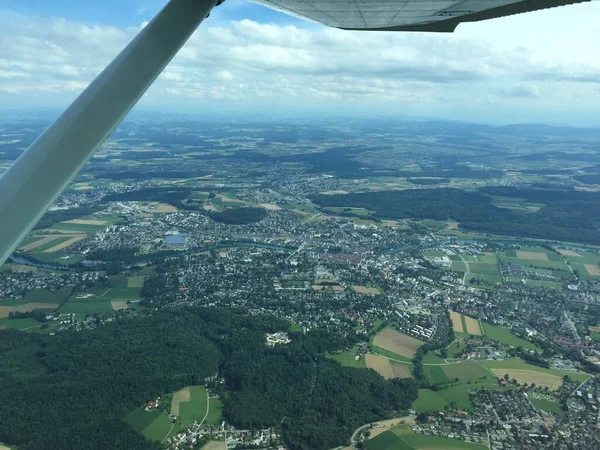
[20,235,61,251]
[391,364,412,379]
[64,219,107,225]
[366,354,395,379]
[258,203,281,211]
[152,203,177,213]
[291,209,311,216]
[203,203,217,211]
[44,235,86,253]
[171,387,191,416]
[73,183,92,191]
[322,190,349,195]
[516,251,549,261]
[590,326,600,333]
[219,195,243,203]
[447,221,459,229]
[373,327,423,359]
[352,285,380,295]
[0,303,59,319]
[450,311,464,333]
[51,229,86,234]
[0,444,13,450]
[200,441,225,450]
[584,264,600,276]
[557,249,581,257]
[111,301,128,311]
[464,316,483,336]
[0,327,6,331]
[491,369,562,390]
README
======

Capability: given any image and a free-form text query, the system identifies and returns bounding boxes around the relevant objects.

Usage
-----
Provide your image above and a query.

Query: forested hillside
[0,309,417,450]
[312,187,600,244]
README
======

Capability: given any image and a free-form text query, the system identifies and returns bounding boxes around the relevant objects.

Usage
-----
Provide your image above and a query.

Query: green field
[422,352,446,364]
[0,317,44,330]
[327,347,367,368]
[205,397,223,426]
[125,408,161,433]
[412,382,508,412]
[446,341,466,358]
[364,426,488,450]
[142,413,172,442]
[373,346,413,363]
[59,298,113,314]
[0,288,71,307]
[127,276,145,288]
[27,236,75,252]
[482,323,540,350]
[530,397,565,416]
[425,362,492,385]
[178,386,209,427]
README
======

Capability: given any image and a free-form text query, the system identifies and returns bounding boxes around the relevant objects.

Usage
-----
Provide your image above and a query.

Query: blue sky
[1,0,599,125]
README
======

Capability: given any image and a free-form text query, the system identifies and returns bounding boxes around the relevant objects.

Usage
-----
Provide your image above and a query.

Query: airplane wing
[253,0,590,32]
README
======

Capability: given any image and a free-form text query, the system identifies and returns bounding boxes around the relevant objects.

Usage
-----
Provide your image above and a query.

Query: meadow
[364,425,488,450]
[482,323,540,350]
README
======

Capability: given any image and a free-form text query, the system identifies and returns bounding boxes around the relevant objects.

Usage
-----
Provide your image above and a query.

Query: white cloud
[0,3,599,124]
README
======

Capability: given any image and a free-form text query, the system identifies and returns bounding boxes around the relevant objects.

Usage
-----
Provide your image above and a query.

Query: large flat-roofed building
[163,234,187,250]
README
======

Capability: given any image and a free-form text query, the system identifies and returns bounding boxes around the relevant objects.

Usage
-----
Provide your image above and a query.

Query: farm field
[450,312,482,336]
[481,358,590,388]
[555,248,600,279]
[0,317,44,330]
[205,397,223,426]
[421,352,446,364]
[499,247,573,276]
[178,386,209,426]
[450,311,464,333]
[412,383,507,412]
[464,316,483,335]
[51,215,120,232]
[152,203,178,213]
[424,361,492,385]
[128,386,217,443]
[125,408,162,435]
[529,397,565,416]
[446,341,466,358]
[352,285,381,295]
[127,276,146,288]
[201,441,225,450]
[373,327,424,360]
[364,425,488,450]
[43,235,86,252]
[482,323,540,350]
[366,354,412,379]
[327,347,367,368]
[59,298,113,315]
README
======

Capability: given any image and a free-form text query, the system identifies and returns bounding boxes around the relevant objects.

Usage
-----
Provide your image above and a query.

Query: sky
[0,0,599,125]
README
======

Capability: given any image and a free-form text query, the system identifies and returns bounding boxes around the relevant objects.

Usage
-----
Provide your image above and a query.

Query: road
[456,253,470,285]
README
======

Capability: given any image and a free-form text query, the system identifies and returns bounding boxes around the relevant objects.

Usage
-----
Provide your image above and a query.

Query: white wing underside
[253,0,590,31]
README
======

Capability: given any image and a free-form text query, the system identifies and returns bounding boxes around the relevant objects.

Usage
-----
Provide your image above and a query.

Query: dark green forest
[0,309,417,450]
[312,186,600,245]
